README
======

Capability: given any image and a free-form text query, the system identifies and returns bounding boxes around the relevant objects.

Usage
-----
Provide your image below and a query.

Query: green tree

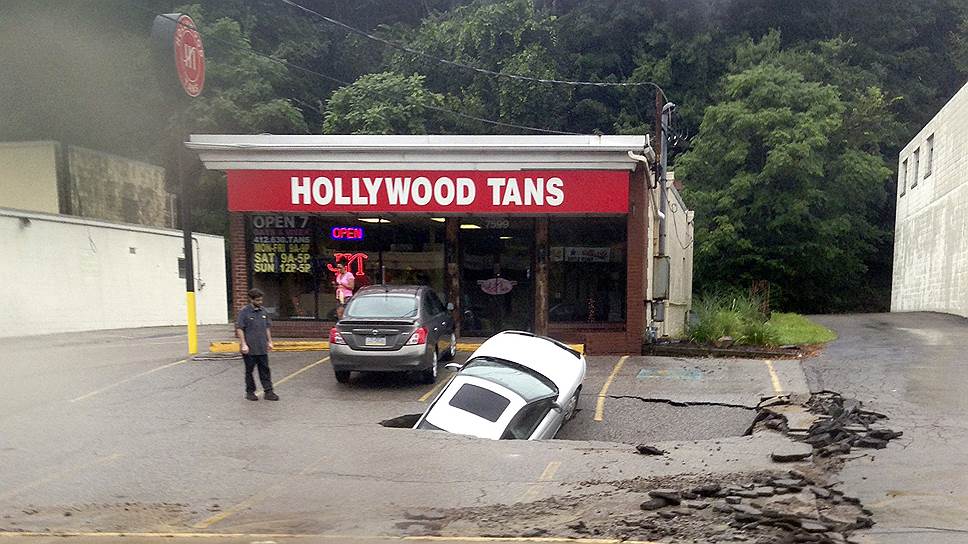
[388,0,569,132]
[677,39,893,312]
[322,72,444,134]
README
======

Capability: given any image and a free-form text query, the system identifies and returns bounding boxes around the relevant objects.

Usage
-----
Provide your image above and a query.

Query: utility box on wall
[653,255,671,300]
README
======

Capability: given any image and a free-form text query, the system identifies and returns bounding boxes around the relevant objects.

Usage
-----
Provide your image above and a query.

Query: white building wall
[893,80,968,317]
[1,209,227,337]
[645,172,695,338]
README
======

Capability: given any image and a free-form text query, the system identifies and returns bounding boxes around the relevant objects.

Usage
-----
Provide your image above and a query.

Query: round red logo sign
[173,14,205,97]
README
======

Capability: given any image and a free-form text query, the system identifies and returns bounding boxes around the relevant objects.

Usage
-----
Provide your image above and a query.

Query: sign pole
[152,12,205,355]
[179,122,198,354]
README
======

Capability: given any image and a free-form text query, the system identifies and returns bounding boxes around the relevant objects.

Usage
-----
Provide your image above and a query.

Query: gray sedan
[329,285,456,384]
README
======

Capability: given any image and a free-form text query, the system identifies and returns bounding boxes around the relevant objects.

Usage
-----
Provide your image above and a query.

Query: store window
[899,159,907,197]
[250,214,445,321]
[911,148,920,188]
[549,217,627,323]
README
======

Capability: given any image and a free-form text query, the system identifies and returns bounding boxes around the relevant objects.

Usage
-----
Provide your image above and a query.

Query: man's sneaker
[264,391,279,401]
[246,392,259,401]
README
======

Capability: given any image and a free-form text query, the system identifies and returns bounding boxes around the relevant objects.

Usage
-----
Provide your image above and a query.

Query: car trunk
[336,319,417,351]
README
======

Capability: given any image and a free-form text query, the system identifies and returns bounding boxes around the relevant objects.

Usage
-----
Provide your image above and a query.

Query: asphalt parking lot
[0,325,810,541]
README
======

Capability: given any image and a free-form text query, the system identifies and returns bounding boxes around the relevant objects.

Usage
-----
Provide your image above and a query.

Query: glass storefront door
[459,218,534,337]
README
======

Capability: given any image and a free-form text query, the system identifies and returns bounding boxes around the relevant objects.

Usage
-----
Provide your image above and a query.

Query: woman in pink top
[335,263,355,319]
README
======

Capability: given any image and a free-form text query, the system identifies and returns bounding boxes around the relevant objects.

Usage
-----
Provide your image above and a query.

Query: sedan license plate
[364,336,387,346]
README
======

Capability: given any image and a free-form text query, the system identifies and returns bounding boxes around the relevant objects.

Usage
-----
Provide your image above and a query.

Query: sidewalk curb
[209,340,585,354]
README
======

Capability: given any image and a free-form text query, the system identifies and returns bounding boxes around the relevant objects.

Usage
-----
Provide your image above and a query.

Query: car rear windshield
[345,294,418,319]
[448,383,511,422]
[460,357,558,402]
[415,419,443,431]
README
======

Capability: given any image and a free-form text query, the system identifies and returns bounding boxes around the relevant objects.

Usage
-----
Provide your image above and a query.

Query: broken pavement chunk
[635,444,667,456]
[639,498,669,511]
[771,442,813,462]
[648,489,682,505]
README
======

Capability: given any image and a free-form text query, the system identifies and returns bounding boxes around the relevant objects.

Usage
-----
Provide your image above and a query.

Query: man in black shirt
[236,288,278,401]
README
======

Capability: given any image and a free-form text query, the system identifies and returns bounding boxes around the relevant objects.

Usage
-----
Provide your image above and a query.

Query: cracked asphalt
[804,312,968,544]
[0,321,883,544]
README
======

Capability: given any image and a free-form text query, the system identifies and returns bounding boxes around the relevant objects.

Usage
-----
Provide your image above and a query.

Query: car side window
[502,399,554,440]
[424,291,443,315]
[420,291,437,316]
[433,291,448,314]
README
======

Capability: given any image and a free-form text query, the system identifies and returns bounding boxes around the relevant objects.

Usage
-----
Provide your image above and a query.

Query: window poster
[251,214,312,273]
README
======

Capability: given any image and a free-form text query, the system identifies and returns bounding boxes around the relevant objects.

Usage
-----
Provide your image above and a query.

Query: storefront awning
[186,134,649,171]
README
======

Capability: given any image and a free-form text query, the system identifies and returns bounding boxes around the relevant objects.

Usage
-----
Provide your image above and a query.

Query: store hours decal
[251,215,312,273]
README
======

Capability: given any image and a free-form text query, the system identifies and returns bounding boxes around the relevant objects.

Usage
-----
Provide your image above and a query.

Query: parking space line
[419,374,453,402]
[192,457,329,529]
[764,360,783,393]
[70,359,188,402]
[0,532,660,543]
[594,356,628,422]
[516,460,562,503]
[272,356,330,389]
[0,453,123,501]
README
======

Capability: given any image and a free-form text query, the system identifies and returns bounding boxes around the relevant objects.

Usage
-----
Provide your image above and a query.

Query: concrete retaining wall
[893,81,968,317]
[1,208,227,337]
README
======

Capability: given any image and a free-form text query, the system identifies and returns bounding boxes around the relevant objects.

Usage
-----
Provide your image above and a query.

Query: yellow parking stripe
[594,356,628,422]
[273,356,331,388]
[419,374,454,402]
[0,453,123,501]
[193,457,329,529]
[517,461,562,503]
[764,360,783,394]
[70,359,188,402]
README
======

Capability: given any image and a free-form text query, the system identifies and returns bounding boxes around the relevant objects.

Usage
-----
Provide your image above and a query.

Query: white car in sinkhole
[414,330,586,440]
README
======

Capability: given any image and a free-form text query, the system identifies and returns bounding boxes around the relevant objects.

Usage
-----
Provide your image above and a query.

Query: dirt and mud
[394,392,901,544]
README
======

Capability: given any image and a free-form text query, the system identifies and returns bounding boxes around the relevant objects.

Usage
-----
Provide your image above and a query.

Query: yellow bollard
[186,291,198,354]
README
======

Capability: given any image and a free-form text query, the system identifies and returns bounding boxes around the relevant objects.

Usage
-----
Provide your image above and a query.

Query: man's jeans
[243,354,273,393]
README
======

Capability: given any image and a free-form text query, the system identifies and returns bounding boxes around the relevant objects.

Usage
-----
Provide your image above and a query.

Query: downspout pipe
[655,102,677,324]
[628,142,657,342]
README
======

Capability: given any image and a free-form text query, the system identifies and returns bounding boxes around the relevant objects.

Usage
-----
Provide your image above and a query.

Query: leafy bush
[688,292,780,346]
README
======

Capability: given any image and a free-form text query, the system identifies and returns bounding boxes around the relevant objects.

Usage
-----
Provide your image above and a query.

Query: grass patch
[767,313,837,345]
[688,293,781,347]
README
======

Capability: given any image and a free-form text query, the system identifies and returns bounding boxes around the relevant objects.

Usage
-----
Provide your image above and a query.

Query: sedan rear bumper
[331,344,432,372]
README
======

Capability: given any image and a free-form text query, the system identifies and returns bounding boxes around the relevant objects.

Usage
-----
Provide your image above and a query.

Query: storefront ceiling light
[460,224,482,229]
[499,236,513,240]
[358,218,390,223]
[430,217,446,223]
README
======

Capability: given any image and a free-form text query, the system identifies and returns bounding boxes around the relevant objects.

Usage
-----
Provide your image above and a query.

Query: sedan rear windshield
[415,419,443,431]
[460,357,557,402]
[448,383,511,422]
[345,294,418,319]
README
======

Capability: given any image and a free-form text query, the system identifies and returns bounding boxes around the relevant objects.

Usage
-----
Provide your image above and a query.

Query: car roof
[470,331,584,392]
[423,375,527,440]
[355,285,426,296]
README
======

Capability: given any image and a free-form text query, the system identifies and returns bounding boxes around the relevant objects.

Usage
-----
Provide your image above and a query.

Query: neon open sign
[330,226,364,241]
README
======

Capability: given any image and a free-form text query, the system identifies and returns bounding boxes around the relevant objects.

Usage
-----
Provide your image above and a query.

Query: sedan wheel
[334,369,351,384]
[446,333,457,360]
[421,350,438,384]
[564,389,580,421]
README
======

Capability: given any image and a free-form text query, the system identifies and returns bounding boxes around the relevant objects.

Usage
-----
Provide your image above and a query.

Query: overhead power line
[148,12,578,135]
[278,0,669,98]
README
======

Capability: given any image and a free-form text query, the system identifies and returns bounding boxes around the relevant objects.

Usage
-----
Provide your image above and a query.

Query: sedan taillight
[406,327,428,345]
[329,327,347,345]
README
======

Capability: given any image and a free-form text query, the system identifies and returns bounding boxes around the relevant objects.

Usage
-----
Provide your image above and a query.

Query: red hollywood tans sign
[227,170,630,214]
